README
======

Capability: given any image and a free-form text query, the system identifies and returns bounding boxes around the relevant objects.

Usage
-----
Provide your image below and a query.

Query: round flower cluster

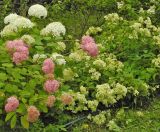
[90,111,107,125]
[61,93,73,105]
[12,17,34,29]
[80,86,88,95]
[129,17,158,39]
[152,55,160,68]
[44,80,60,94]
[51,53,66,65]
[41,22,66,36]
[87,100,99,112]
[33,54,47,62]
[89,68,101,80]
[0,24,17,37]
[68,92,88,113]
[69,50,85,62]
[104,13,123,23]
[105,55,124,72]
[21,35,35,45]
[42,58,55,74]
[153,35,160,47]
[96,83,116,106]
[6,40,29,64]
[42,58,60,94]
[27,106,40,123]
[93,59,106,69]
[113,83,127,100]
[147,5,155,14]
[4,13,20,24]
[5,96,19,113]
[96,83,128,106]
[56,42,66,51]
[108,120,121,131]
[117,1,124,9]
[81,36,99,57]
[1,14,34,37]
[46,95,56,108]
[28,4,47,18]
[86,26,102,35]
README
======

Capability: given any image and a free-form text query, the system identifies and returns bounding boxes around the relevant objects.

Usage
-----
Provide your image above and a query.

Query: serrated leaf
[11,115,17,128]
[21,115,29,129]
[5,112,15,122]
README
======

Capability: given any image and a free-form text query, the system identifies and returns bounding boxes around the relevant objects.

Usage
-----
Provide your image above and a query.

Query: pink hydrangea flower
[46,95,56,108]
[5,96,19,113]
[81,42,98,57]
[15,46,29,54]
[81,36,99,57]
[6,40,27,53]
[27,106,40,123]
[6,40,29,64]
[81,36,95,45]
[12,52,29,65]
[42,58,55,74]
[44,80,60,93]
[61,93,73,105]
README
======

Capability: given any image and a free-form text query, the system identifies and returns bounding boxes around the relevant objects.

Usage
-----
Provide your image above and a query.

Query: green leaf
[5,112,15,122]
[43,36,52,41]
[21,115,29,129]
[16,104,26,114]
[5,84,18,93]
[0,73,7,82]
[2,63,14,68]
[11,115,17,128]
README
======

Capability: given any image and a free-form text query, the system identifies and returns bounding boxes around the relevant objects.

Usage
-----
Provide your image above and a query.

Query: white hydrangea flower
[147,5,155,14]
[93,59,106,69]
[41,22,66,36]
[12,17,34,29]
[33,54,47,62]
[4,13,20,24]
[152,55,160,68]
[0,24,17,37]
[21,35,35,44]
[117,1,124,9]
[104,13,123,22]
[28,4,47,18]
[57,42,66,51]
[51,53,66,65]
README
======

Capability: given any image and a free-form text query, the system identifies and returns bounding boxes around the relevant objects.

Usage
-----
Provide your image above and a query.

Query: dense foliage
[0,0,160,131]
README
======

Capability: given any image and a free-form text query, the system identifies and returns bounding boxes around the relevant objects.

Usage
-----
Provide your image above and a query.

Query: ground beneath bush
[71,96,160,132]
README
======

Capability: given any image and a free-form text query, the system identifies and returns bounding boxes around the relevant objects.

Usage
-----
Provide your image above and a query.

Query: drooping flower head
[44,80,60,94]
[81,35,99,57]
[27,106,40,123]
[28,4,47,18]
[46,95,56,107]
[5,96,19,113]
[42,58,55,74]
[61,93,73,105]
